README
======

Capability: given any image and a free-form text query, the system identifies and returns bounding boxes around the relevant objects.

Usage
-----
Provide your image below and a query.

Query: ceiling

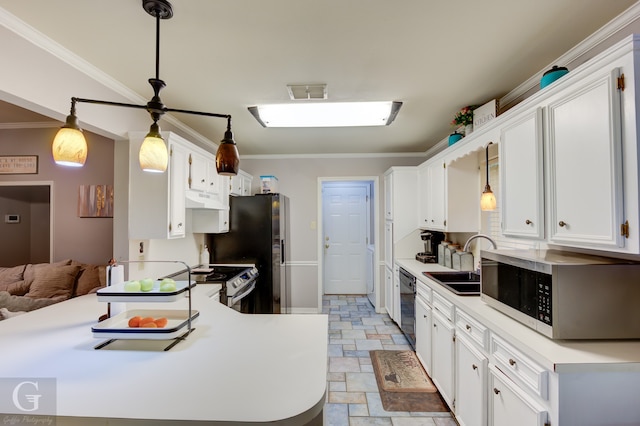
[0,0,636,156]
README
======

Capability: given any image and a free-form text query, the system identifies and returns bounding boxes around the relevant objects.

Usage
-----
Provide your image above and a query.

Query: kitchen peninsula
[0,284,327,425]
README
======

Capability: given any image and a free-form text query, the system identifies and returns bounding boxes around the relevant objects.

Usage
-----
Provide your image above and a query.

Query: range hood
[185,189,228,210]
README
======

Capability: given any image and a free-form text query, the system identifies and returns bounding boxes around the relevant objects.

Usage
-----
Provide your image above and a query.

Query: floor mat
[371,350,450,412]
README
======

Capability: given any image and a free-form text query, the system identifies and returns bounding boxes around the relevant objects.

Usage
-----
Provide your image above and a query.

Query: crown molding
[0,121,59,130]
[241,151,428,160]
[500,2,640,108]
[0,7,218,149]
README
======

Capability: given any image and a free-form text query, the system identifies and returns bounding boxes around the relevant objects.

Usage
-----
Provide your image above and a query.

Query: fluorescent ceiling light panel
[248,101,402,127]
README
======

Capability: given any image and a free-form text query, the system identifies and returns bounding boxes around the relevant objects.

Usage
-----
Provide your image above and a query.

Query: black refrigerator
[207,193,290,314]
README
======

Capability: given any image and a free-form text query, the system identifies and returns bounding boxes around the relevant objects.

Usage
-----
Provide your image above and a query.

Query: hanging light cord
[63,0,232,145]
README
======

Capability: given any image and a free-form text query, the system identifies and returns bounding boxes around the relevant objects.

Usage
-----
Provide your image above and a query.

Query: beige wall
[239,156,425,310]
[0,127,114,265]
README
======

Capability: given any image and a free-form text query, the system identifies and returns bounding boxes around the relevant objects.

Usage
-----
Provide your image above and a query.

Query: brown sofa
[0,259,106,320]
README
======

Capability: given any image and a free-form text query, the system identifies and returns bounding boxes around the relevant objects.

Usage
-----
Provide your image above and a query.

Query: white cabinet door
[418,163,430,228]
[392,264,401,325]
[384,172,393,220]
[384,266,393,318]
[455,334,488,426]
[189,152,208,192]
[546,67,624,250]
[384,221,393,269]
[427,161,446,231]
[500,108,545,240]
[431,309,455,409]
[415,296,432,375]
[489,366,548,426]
[206,159,221,194]
[169,142,188,238]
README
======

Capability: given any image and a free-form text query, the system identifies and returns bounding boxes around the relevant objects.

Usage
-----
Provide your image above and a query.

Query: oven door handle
[230,280,257,305]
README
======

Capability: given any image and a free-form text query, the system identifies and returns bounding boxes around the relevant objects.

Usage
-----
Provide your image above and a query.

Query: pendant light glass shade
[480,144,496,211]
[216,128,239,176]
[139,122,168,173]
[52,114,87,167]
[480,185,497,211]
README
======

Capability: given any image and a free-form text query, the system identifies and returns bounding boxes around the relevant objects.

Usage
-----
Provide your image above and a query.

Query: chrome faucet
[463,234,497,252]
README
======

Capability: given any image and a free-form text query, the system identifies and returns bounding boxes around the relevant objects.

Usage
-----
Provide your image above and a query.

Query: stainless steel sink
[422,271,480,296]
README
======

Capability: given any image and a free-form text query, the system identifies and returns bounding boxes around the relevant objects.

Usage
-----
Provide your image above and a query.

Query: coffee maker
[416,230,445,263]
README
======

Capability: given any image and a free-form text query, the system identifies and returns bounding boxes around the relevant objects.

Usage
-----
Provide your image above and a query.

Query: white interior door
[323,183,368,294]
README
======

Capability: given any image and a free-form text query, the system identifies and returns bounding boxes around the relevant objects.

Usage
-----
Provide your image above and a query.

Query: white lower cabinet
[488,365,548,426]
[392,264,401,325]
[454,308,489,426]
[415,283,432,374]
[431,309,455,409]
[384,266,393,319]
[455,333,488,426]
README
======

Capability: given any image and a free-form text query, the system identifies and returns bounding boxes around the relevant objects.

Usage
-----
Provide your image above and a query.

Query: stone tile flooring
[323,295,458,426]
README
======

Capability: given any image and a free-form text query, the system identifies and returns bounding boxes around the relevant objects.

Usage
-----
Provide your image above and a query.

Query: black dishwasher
[399,267,417,350]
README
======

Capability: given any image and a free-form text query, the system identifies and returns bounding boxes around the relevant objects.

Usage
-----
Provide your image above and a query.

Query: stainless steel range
[173,264,259,313]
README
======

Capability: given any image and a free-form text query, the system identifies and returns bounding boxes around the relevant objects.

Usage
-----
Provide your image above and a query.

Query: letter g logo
[12,381,42,412]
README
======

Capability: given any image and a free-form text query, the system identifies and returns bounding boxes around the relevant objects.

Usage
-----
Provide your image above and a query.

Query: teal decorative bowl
[540,65,569,89]
[448,132,463,146]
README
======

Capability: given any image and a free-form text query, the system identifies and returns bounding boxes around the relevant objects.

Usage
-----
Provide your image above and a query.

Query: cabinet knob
[466,324,471,331]
[509,358,516,366]
[493,388,501,395]
[201,179,205,183]
[559,220,567,227]
[178,222,183,228]
[525,219,532,225]
[472,364,478,370]
[433,323,437,328]
[325,244,330,249]
[423,315,427,318]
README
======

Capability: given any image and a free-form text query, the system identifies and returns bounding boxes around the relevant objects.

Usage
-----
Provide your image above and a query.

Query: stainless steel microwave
[480,249,640,340]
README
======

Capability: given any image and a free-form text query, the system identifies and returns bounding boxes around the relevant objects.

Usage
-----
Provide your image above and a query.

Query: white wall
[239,156,424,311]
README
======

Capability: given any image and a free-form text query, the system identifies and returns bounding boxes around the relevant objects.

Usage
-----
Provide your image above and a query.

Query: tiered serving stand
[92,260,197,351]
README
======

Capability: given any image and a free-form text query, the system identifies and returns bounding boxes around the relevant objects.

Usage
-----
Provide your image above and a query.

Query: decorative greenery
[451,105,477,127]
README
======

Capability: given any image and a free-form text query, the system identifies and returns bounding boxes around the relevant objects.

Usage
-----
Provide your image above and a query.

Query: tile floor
[323,295,458,426]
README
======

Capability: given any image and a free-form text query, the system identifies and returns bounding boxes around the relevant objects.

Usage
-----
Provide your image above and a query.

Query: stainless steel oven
[399,267,416,349]
[481,249,640,339]
[177,265,259,313]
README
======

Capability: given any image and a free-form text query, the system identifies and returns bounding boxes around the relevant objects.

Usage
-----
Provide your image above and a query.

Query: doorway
[318,178,379,308]
[0,182,53,266]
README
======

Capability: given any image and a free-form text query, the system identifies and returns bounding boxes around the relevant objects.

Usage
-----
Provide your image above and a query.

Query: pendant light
[480,144,497,211]
[52,103,87,167]
[51,0,239,175]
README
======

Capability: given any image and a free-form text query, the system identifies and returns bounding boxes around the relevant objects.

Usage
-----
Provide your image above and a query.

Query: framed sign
[473,99,498,130]
[0,155,39,174]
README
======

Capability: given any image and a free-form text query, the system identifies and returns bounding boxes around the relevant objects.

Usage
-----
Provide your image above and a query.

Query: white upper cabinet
[189,152,209,192]
[420,154,479,233]
[500,108,545,240]
[229,170,253,196]
[384,167,419,240]
[546,67,624,250]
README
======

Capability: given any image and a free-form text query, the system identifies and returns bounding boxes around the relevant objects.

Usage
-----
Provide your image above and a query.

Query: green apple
[123,280,141,292]
[140,278,154,292]
[159,278,177,292]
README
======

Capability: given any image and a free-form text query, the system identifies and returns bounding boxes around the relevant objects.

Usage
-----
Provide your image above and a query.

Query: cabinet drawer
[490,334,548,400]
[416,279,432,305]
[456,308,488,352]
[432,291,454,322]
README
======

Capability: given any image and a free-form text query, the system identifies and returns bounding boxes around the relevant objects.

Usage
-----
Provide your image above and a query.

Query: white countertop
[397,258,640,373]
[0,284,327,425]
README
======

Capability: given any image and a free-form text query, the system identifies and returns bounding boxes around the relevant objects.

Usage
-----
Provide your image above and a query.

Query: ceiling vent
[287,84,327,100]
